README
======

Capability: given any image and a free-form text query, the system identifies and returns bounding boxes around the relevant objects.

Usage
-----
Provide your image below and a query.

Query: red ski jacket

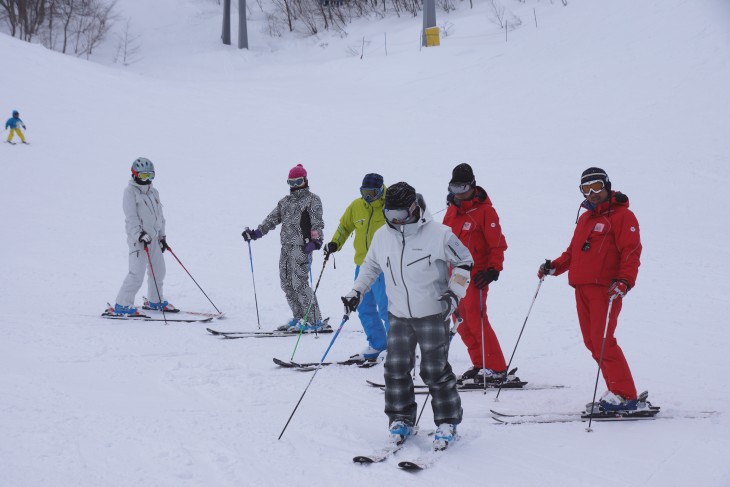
[443,187,507,272]
[552,191,641,289]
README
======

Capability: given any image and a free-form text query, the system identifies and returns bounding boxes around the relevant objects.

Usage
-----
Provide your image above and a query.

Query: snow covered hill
[2,1,729,486]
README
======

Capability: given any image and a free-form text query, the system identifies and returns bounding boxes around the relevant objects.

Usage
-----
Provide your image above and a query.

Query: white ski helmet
[131,157,155,181]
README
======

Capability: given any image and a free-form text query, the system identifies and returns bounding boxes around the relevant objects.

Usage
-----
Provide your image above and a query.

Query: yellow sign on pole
[425,26,440,47]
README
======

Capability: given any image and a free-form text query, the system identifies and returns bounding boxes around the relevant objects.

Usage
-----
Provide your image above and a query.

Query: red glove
[608,280,630,299]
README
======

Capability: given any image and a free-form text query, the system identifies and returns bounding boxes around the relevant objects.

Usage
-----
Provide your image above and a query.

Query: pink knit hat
[288,164,307,179]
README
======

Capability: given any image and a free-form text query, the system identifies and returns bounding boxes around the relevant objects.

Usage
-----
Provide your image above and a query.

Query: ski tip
[353,456,375,464]
[398,461,424,471]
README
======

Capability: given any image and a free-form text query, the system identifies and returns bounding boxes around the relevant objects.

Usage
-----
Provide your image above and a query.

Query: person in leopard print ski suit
[242,164,326,329]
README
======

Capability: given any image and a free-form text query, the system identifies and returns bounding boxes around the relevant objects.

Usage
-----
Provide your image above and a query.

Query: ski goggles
[360,186,383,203]
[287,177,306,187]
[580,180,605,195]
[448,182,472,195]
[384,201,417,225]
[136,171,155,181]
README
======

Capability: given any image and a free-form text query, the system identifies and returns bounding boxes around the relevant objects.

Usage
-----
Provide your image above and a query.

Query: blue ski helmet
[12,110,19,117]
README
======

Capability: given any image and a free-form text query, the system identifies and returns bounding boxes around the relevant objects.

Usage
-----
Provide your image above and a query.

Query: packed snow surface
[2,0,729,485]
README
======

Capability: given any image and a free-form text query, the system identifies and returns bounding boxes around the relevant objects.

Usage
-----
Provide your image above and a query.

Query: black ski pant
[384,313,462,427]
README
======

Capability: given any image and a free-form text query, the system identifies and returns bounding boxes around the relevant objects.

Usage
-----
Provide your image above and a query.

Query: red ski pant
[456,285,506,371]
[575,285,637,400]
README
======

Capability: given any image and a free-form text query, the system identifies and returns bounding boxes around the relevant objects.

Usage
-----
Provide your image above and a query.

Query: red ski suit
[552,191,641,400]
[443,187,507,371]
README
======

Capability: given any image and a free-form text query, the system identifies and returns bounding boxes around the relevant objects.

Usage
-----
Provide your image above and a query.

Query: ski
[209,329,334,338]
[398,452,442,471]
[353,430,418,464]
[353,442,407,464]
[365,379,564,393]
[6,140,16,145]
[274,357,380,370]
[489,407,666,425]
[101,305,211,323]
[101,313,213,323]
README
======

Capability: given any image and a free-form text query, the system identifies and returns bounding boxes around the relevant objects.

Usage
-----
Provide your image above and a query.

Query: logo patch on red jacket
[593,223,605,232]
[462,222,472,230]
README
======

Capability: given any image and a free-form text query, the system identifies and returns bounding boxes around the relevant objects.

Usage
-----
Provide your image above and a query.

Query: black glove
[537,259,555,279]
[324,241,338,257]
[138,231,152,244]
[159,237,169,253]
[341,290,361,313]
[438,290,459,322]
[242,227,263,242]
[473,268,500,289]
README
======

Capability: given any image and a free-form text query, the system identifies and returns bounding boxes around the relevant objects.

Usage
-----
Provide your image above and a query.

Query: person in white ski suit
[242,164,326,330]
[114,157,171,313]
[342,182,473,451]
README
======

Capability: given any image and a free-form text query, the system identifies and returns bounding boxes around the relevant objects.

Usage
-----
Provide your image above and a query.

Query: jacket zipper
[365,206,373,251]
[406,254,431,266]
[398,230,413,318]
[386,257,397,286]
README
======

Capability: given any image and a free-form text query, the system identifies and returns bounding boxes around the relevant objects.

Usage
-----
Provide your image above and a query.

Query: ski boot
[433,423,458,451]
[388,420,415,446]
[143,298,179,312]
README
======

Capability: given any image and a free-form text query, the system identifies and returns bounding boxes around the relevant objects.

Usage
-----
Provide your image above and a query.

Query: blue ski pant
[354,265,389,351]
[384,313,462,427]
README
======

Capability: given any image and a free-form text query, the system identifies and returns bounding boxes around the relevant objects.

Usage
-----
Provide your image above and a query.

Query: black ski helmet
[384,182,416,209]
[581,167,611,192]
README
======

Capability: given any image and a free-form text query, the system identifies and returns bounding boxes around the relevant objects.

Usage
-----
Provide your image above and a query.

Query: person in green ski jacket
[325,173,389,360]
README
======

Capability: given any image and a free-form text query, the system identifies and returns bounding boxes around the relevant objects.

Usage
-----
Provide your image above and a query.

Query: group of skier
[5,109,29,145]
[107,157,649,451]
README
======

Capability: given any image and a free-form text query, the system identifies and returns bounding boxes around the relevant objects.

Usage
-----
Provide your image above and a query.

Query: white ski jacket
[122,180,166,247]
[353,207,473,319]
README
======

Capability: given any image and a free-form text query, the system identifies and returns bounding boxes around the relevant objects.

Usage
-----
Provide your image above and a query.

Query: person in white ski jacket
[342,182,473,451]
[112,157,174,315]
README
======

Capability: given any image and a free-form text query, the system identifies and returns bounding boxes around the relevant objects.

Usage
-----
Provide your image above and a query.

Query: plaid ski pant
[384,313,462,427]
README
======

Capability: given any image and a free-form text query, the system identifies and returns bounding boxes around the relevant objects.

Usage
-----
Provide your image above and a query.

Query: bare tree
[487,0,505,28]
[113,17,141,65]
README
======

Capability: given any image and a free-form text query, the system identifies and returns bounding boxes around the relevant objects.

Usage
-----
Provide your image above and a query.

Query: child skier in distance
[5,110,28,145]
[242,164,329,333]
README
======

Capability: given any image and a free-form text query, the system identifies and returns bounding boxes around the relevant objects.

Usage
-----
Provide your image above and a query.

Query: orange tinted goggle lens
[580,181,604,194]
[137,171,155,180]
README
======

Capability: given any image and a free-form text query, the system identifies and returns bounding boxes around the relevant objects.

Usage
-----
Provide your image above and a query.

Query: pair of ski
[489,407,663,424]
[353,432,447,471]
[273,357,380,371]
[206,319,332,339]
[365,379,565,394]
[5,140,29,145]
[101,304,223,323]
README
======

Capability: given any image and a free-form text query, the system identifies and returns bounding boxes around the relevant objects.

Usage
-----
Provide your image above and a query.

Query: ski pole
[166,246,222,314]
[278,312,351,440]
[144,244,167,325]
[586,295,616,433]
[494,276,544,401]
[246,241,262,329]
[290,253,331,360]
[416,312,462,426]
[479,288,488,394]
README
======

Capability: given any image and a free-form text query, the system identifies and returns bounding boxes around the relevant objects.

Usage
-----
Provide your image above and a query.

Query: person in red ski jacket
[538,167,645,411]
[443,163,515,385]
